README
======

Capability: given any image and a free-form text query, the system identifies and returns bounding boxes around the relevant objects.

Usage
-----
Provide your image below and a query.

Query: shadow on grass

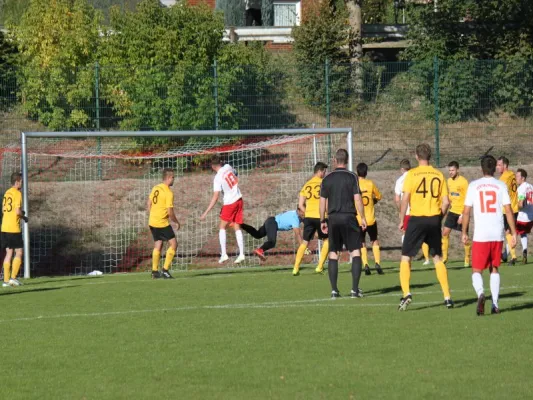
[504,302,533,313]
[412,291,526,311]
[186,266,291,278]
[365,283,436,296]
[0,285,80,297]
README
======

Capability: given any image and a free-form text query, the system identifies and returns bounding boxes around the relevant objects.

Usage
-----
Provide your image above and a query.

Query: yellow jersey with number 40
[299,176,322,219]
[149,184,174,228]
[500,170,518,213]
[356,177,382,226]
[448,175,468,215]
[1,187,22,233]
[403,165,448,217]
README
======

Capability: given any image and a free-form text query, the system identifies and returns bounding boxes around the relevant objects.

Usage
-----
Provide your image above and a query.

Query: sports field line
[1,296,532,324]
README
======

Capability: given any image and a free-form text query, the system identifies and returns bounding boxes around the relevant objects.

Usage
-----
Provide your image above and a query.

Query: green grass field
[3,260,533,399]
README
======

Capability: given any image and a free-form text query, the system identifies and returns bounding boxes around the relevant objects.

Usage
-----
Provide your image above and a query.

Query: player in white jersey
[394,159,430,264]
[462,155,517,316]
[516,168,533,264]
[200,154,245,264]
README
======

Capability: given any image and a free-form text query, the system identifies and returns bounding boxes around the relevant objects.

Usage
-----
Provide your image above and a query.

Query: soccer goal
[17,128,353,278]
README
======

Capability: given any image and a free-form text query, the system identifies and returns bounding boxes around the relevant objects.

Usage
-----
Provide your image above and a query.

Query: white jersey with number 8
[213,164,242,205]
[464,177,510,242]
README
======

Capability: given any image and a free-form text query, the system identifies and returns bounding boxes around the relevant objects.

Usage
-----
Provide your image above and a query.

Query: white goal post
[20,128,353,278]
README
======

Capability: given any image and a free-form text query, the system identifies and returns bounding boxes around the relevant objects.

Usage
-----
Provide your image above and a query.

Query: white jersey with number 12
[213,164,242,205]
[464,177,510,242]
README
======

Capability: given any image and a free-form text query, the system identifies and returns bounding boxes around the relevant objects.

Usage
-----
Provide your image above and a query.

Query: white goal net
[15,128,352,277]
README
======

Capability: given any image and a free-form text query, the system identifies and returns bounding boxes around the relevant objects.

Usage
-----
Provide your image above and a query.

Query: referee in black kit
[319,149,367,298]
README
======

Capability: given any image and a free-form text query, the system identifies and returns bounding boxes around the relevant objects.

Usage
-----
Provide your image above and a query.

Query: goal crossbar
[20,128,353,278]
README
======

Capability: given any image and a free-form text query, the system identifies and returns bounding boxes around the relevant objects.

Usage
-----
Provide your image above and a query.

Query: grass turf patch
[2,260,533,399]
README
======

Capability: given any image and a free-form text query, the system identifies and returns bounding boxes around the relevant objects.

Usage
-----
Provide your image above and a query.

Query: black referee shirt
[320,168,361,215]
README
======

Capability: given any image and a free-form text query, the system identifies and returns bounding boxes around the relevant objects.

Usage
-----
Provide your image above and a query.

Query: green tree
[0,30,17,109]
[14,0,101,130]
[0,0,31,25]
[292,1,353,115]
[99,0,291,144]
[402,0,533,121]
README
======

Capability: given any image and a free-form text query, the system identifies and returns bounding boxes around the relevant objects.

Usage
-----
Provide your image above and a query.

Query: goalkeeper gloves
[304,248,311,255]
[21,210,28,223]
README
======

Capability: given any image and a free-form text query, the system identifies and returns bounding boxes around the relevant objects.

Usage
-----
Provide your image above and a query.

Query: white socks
[521,235,528,252]
[235,229,244,256]
[490,273,500,308]
[472,272,484,298]
[219,229,227,256]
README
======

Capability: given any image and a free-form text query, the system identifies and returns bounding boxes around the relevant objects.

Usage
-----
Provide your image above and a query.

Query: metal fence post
[433,56,440,167]
[213,59,219,130]
[95,62,102,179]
[325,58,332,161]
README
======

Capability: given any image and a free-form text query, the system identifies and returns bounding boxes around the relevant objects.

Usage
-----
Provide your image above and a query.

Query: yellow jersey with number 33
[299,176,322,219]
[403,165,448,217]
[356,177,382,226]
[1,187,22,233]
[149,183,174,228]
[448,175,469,215]
[499,170,518,213]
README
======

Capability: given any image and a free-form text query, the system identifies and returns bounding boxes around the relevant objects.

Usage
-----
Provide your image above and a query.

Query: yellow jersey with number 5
[149,184,174,228]
[356,177,382,226]
[403,165,448,217]
[299,176,322,219]
[2,187,22,233]
[500,170,518,213]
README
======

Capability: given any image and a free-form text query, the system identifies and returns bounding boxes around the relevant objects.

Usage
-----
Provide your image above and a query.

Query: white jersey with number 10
[464,177,510,242]
[213,164,242,205]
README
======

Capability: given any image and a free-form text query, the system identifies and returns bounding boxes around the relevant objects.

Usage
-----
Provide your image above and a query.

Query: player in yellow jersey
[441,161,470,266]
[497,156,519,265]
[356,163,384,275]
[147,168,180,279]
[1,172,28,287]
[398,144,453,310]
[292,162,329,276]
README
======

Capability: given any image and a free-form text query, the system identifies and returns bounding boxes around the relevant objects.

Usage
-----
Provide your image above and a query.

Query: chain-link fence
[1,58,532,169]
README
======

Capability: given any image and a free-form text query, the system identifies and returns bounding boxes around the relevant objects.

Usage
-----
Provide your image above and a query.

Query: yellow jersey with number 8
[149,184,174,228]
[2,187,22,233]
[356,177,382,226]
[403,165,448,217]
[299,176,322,219]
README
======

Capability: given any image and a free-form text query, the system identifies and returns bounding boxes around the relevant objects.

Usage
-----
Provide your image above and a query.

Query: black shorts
[443,212,467,232]
[362,222,378,243]
[402,215,442,258]
[303,218,328,242]
[1,232,23,249]
[503,212,518,232]
[328,213,361,253]
[149,225,175,242]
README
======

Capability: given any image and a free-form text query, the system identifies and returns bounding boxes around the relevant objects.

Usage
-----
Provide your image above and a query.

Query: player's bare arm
[461,205,472,244]
[146,197,152,213]
[200,191,220,220]
[298,195,306,214]
[319,196,328,234]
[394,193,401,210]
[354,194,367,230]
[398,191,410,231]
[504,204,518,248]
[168,207,181,230]
[441,194,450,217]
